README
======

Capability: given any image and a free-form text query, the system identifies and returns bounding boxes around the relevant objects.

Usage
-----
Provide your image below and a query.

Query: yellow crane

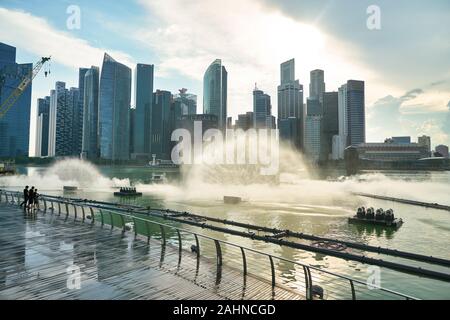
[0,56,51,119]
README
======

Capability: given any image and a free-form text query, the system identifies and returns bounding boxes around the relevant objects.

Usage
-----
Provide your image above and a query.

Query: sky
[0,0,449,156]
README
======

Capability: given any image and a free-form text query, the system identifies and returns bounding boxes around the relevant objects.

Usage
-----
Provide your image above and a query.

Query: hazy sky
[0,0,449,155]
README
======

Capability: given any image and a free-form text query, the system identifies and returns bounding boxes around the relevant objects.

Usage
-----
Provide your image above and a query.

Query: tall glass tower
[203,59,227,131]
[277,59,304,149]
[35,96,50,157]
[99,53,132,161]
[81,66,99,160]
[309,69,325,102]
[346,80,365,146]
[0,42,32,157]
[253,86,272,129]
[134,63,154,157]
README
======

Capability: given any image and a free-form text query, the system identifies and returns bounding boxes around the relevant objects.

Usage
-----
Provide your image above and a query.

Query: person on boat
[20,186,29,208]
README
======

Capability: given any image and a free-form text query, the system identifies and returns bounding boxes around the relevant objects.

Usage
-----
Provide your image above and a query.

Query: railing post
[43,198,47,212]
[133,218,138,239]
[240,247,247,279]
[303,266,313,300]
[159,225,166,247]
[100,209,104,227]
[73,204,77,221]
[176,230,182,266]
[57,202,61,216]
[269,255,276,289]
[145,220,150,244]
[109,211,114,230]
[65,203,69,219]
[81,206,85,222]
[194,234,200,276]
[349,279,356,300]
[214,240,223,285]
[89,207,95,224]
[120,214,126,233]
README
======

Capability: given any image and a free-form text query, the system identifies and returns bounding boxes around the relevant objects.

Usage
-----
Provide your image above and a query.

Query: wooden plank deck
[0,203,304,300]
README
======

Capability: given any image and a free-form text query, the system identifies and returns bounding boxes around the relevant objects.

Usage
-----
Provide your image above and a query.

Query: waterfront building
[173,88,197,116]
[35,96,50,157]
[265,115,276,129]
[253,86,272,129]
[304,115,322,163]
[151,90,172,160]
[435,145,449,158]
[99,53,131,161]
[81,66,100,160]
[203,59,227,132]
[387,136,411,144]
[309,69,325,103]
[346,80,365,146]
[0,43,32,157]
[277,59,304,149]
[133,63,154,158]
[418,135,431,155]
[356,142,429,161]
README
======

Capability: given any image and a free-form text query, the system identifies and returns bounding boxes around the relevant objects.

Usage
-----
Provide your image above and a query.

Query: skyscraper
[48,82,76,157]
[72,68,89,157]
[99,53,131,161]
[309,69,325,102]
[81,66,99,160]
[151,90,172,160]
[0,43,32,157]
[321,91,339,161]
[418,135,431,156]
[173,88,197,116]
[304,115,322,163]
[134,63,154,158]
[277,59,304,149]
[35,96,50,157]
[346,80,365,146]
[203,59,227,132]
[332,83,348,160]
[253,86,272,129]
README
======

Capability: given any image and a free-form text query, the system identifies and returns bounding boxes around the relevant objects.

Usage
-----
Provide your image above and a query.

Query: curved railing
[0,189,418,300]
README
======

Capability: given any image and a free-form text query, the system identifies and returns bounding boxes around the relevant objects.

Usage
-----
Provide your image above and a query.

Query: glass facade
[81,66,99,160]
[321,91,339,161]
[151,90,172,160]
[309,69,325,102]
[346,80,365,146]
[203,59,227,132]
[0,42,32,157]
[36,96,50,157]
[134,63,154,156]
[253,88,271,129]
[99,53,131,161]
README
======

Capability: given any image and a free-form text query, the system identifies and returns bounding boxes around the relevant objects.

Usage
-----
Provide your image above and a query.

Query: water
[1,159,449,299]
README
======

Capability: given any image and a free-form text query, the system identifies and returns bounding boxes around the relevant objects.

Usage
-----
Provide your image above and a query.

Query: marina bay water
[1,159,449,299]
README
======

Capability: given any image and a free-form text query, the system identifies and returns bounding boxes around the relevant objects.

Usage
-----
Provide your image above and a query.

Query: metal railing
[0,190,418,300]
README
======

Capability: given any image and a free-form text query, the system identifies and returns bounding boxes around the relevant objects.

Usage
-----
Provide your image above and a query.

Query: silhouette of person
[20,186,29,207]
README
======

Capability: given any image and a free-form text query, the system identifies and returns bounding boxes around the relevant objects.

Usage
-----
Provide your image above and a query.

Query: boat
[150,173,166,184]
[114,187,142,197]
[348,207,403,229]
[0,161,15,176]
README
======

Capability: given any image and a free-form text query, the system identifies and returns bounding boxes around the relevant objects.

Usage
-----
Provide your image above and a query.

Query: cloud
[0,8,134,69]
[135,0,380,118]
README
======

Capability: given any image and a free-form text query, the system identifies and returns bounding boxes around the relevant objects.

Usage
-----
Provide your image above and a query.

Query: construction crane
[0,56,51,119]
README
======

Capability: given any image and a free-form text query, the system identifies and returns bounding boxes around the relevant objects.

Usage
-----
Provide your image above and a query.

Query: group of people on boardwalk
[20,186,40,211]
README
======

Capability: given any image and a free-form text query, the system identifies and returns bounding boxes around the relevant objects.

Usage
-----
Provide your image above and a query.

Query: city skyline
[0,0,449,156]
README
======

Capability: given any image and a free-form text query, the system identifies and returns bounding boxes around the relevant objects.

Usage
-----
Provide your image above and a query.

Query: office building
[279,117,300,149]
[306,98,321,116]
[321,92,339,161]
[346,80,365,146]
[309,69,325,102]
[304,115,322,163]
[418,135,431,155]
[435,145,449,158]
[277,59,304,148]
[81,66,100,160]
[151,90,172,160]
[0,43,32,157]
[99,53,132,161]
[35,96,50,157]
[235,112,254,131]
[203,59,227,131]
[253,86,272,129]
[357,142,429,161]
[133,63,154,157]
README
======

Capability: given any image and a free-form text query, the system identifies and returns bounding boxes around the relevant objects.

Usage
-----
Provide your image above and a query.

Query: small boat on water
[114,187,142,197]
[348,207,403,229]
[150,173,166,184]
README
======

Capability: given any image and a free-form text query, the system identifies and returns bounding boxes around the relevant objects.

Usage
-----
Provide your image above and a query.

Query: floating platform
[114,187,142,197]
[348,216,403,229]
[224,196,242,204]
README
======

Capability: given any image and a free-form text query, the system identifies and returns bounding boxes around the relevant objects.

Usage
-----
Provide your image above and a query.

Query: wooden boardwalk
[0,203,304,300]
